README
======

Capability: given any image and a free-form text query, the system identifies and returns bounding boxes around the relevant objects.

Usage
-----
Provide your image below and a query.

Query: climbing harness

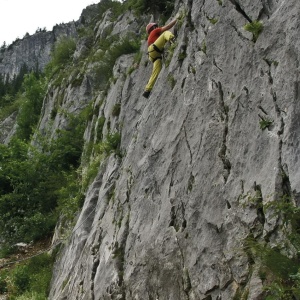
[147,43,164,62]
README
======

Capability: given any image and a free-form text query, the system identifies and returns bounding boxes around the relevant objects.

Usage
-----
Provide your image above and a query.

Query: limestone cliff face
[8,0,300,299]
[0,23,77,80]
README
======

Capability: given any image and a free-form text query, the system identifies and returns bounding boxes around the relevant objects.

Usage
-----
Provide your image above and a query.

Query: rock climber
[142,15,179,98]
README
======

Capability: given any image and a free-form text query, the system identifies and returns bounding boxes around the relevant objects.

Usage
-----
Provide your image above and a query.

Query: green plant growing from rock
[93,131,122,158]
[259,117,273,130]
[165,42,177,67]
[112,103,121,117]
[201,40,207,54]
[176,10,186,28]
[96,115,106,141]
[244,20,263,42]
[243,196,300,299]
[167,74,176,89]
[207,17,218,25]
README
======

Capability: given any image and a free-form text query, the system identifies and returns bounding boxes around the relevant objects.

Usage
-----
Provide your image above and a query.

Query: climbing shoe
[142,90,151,98]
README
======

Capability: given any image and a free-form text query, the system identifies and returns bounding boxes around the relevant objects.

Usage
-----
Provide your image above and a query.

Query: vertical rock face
[0,21,78,143]
[0,23,77,80]
[3,0,299,299]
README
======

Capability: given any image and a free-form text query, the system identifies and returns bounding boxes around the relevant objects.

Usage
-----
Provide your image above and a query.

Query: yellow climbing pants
[145,31,175,92]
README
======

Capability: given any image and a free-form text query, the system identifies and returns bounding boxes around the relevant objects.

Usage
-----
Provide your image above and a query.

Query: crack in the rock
[168,168,176,197]
[265,68,292,201]
[214,80,231,183]
[253,182,265,225]
[186,0,196,30]
[184,125,193,165]
[213,58,223,72]
[229,23,251,43]
[257,105,268,115]
[169,201,187,232]
[91,258,100,300]
[174,229,191,300]
[270,90,289,198]
[112,214,129,299]
[228,0,252,22]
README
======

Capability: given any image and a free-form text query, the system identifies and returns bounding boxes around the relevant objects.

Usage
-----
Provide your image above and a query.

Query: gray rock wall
[0,23,77,80]
[43,0,300,299]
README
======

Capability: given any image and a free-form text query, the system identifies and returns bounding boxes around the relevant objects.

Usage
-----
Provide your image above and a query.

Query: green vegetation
[112,103,121,117]
[0,30,90,300]
[0,64,36,121]
[16,73,46,140]
[94,131,122,157]
[244,20,263,42]
[178,52,187,62]
[125,0,174,18]
[176,10,187,29]
[50,37,76,68]
[0,0,152,298]
[167,74,176,89]
[207,17,218,25]
[0,253,55,300]
[201,40,207,54]
[259,118,273,130]
[90,35,140,90]
[244,196,300,299]
[0,104,87,244]
[165,42,177,67]
[44,37,76,86]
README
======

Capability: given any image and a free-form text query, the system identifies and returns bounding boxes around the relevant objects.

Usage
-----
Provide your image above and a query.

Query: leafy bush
[93,131,121,156]
[16,72,46,140]
[51,37,76,67]
[0,64,29,100]
[96,0,124,21]
[91,36,140,90]
[0,270,8,293]
[13,265,30,294]
[45,37,76,79]
[125,0,174,18]
[0,139,57,243]
[0,65,36,121]
[105,132,121,153]
[5,253,54,299]
[0,105,87,243]
[56,170,84,220]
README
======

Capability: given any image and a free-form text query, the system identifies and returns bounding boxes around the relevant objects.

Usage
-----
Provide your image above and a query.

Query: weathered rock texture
[47,0,300,298]
[2,0,300,299]
[0,19,78,143]
[0,23,77,80]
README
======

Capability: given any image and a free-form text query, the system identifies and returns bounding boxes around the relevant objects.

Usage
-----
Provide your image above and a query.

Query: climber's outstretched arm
[161,17,178,32]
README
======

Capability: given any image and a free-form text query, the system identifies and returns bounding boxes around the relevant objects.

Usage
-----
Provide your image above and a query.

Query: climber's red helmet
[146,23,158,34]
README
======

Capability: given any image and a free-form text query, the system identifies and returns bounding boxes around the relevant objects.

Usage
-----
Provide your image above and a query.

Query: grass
[0,239,55,299]
[244,20,263,42]
[242,197,300,299]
